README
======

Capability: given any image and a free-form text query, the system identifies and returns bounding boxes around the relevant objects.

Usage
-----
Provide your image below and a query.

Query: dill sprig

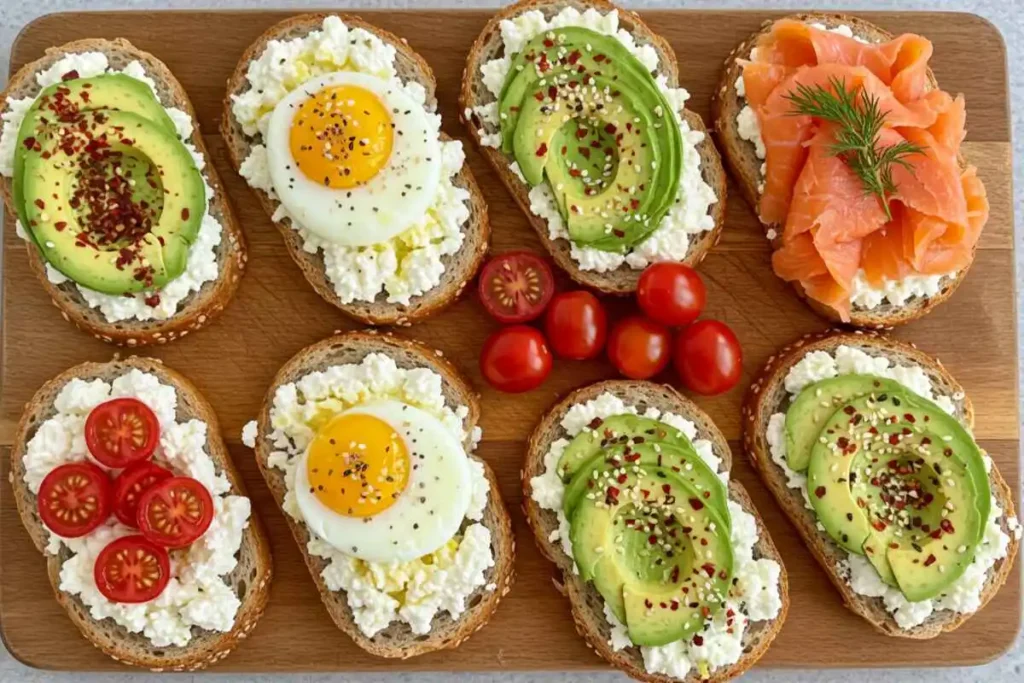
[785,76,922,220]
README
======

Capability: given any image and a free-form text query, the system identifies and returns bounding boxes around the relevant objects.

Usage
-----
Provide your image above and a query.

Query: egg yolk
[289,85,394,189]
[306,413,409,518]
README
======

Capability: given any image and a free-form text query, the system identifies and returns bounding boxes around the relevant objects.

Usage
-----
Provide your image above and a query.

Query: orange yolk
[306,413,409,518]
[289,85,394,189]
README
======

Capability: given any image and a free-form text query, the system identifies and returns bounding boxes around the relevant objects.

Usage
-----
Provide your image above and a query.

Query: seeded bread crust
[742,329,1019,638]
[0,39,247,347]
[220,14,490,327]
[711,13,973,329]
[10,356,272,671]
[459,0,727,295]
[251,330,515,658]
[523,379,789,682]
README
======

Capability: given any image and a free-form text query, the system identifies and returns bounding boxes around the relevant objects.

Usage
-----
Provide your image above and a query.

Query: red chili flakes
[594,54,606,62]
[888,434,901,445]
[814,486,826,499]
[604,123,617,135]
[54,221,67,232]
[923,554,937,567]
[144,294,161,307]
[702,491,711,499]
[904,413,916,423]
[843,405,857,415]
[940,519,955,534]
[533,91,544,102]
[22,136,37,150]
[547,85,558,101]
[61,70,79,81]
[670,566,680,583]
[568,50,581,64]
[701,563,716,577]
[535,142,548,157]
[688,498,704,511]
[692,634,704,646]
[542,38,554,48]
[872,519,887,532]
[648,535,658,545]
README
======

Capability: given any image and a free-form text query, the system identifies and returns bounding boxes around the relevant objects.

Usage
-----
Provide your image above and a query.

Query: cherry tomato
[637,263,707,327]
[113,461,173,527]
[478,251,555,323]
[37,462,113,538]
[137,477,214,548]
[480,325,553,393]
[94,535,170,603]
[674,319,743,395]
[544,291,608,360]
[85,398,159,469]
[607,316,672,379]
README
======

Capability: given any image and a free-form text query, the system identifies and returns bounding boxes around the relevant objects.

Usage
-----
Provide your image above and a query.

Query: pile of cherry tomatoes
[476,252,742,396]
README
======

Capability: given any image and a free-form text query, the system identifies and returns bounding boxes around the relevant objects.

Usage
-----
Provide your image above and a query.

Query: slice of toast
[221,14,489,327]
[0,39,247,347]
[10,356,272,671]
[742,329,1019,638]
[250,330,515,658]
[712,13,972,329]
[459,0,727,295]
[523,379,789,682]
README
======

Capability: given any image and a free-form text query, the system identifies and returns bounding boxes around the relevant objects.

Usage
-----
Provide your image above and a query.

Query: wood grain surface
[0,8,1018,674]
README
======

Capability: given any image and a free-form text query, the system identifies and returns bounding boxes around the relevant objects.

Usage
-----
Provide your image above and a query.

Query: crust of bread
[711,13,974,329]
[742,329,1019,638]
[220,14,490,326]
[458,0,727,295]
[10,356,272,670]
[0,39,246,347]
[251,330,514,658]
[523,379,789,682]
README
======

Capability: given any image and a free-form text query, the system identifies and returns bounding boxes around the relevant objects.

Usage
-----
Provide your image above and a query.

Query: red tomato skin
[673,319,743,396]
[37,462,113,538]
[113,461,173,527]
[607,316,672,380]
[137,477,215,548]
[637,263,707,327]
[477,251,555,323]
[480,325,553,393]
[544,291,608,360]
[84,398,160,468]
[93,535,170,604]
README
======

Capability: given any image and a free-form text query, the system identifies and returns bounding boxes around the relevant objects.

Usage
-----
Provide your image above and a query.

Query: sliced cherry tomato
[85,398,159,468]
[94,535,170,603]
[37,462,113,538]
[478,251,555,323]
[674,319,743,395]
[607,316,671,380]
[113,461,173,527]
[480,325,553,393]
[137,477,214,548]
[637,263,706,327]
[544,291,607,360]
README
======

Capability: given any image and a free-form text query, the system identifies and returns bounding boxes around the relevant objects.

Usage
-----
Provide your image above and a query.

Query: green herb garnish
[786,76,922,220]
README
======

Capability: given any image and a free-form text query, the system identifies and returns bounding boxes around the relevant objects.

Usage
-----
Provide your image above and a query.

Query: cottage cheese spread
[530,392,782,680]
[765,345,1017,629]
[0,53,224,323]
[469,8,717,273]
[230,16,471,306]
[250,353,495,638]
[22,370,251,647]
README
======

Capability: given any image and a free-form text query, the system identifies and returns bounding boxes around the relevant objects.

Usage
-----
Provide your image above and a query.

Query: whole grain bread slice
[250,330,514,658]
[459,0,727,295]
[0,39,246,347]
[10,356,272,671]
[742,329,1019,638]
[220,14,489,327]
[712,13,973,329]
[523,379,789,682]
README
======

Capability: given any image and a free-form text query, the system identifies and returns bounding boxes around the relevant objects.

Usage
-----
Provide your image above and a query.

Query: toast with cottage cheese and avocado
[743,330,1020,638]
[524,379,788,682]
[0,39,246,346]
[460,0,727,294]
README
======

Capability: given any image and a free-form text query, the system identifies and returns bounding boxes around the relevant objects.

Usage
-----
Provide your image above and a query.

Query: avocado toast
[743,330,1020,637]
[460,0,727,294]
[524,380,788,682]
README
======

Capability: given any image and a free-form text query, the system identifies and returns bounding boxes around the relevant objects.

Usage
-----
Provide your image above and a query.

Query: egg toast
[221,14,490,326]
[0,39,247,346]
[10,356,272,670]
[248,331,515,658]
[743,330,1019,638]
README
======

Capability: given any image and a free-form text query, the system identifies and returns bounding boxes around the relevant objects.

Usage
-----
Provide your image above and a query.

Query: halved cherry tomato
[137,477,214,548]
[85,398,159,469]
[674,319,743,395]
[637,263,706,327]
[478,251,554,323]
[480,325,553,393]
[544,291,608,360]
[94,535,170,603]
[607,316,671,380]
[113,461,173,527]
[37,462,112,538]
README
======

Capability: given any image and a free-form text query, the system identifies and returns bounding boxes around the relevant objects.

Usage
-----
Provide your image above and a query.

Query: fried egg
[265,71,442,246]
[294,400,472,563]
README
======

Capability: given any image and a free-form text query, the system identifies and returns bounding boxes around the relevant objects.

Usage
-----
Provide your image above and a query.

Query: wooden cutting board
[0,8,1017,674]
